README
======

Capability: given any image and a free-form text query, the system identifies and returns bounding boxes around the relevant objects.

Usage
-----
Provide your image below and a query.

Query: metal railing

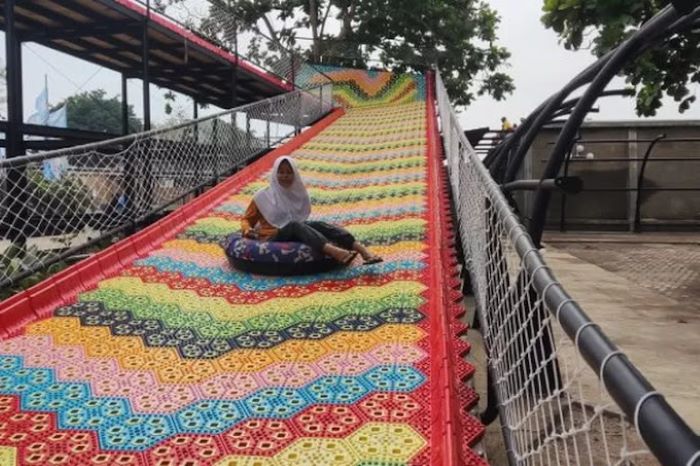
[435,70,700,466]
[543,136,700,232]
[0,84,333,290]
[135,0,334,90]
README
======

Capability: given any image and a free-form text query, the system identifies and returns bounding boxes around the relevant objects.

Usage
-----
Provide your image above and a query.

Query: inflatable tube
[221,234,340,276]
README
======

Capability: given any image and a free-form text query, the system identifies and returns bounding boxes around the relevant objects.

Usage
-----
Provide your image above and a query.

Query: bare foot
[342,250,359,265]
[323,244,357,264]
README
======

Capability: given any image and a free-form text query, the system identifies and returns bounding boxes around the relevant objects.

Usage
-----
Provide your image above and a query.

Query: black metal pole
[142,0,151,131]
[559,134,580,232]
[231,67,238,108]
[500,48,619,184]
[4,0,23,159]
[211,118,219,180]
[4,0,28,247]
[139,0,153,216]
[559,153,572,232]
[121,74,129,135]
[230,66,238,131]
[232,17,239,110]
[193,99,199,154]
[634,133,667,232]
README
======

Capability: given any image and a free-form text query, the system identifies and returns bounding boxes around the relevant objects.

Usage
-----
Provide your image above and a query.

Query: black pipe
[142,0,151,131]
[463,125,700,464]
[583,187,700,192]
[503,7,699,185]
[508,193,700,466]
[634,134,667,232]
[479,354,500,425]
[528,6,698,247]
[4,0,28,249]
[559,133,581,232]
[266,104,271,147]
[502,178,557,192]
[548,90,631,122]
[501,48,618,183]
[122,74,129,135]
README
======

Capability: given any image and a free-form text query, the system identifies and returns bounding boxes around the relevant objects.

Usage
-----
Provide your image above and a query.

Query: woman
[241,156,383,266]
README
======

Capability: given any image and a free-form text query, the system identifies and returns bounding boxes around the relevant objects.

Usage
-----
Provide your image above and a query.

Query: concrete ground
[542,232,700,431]
[462,295,509,465]
[462,232,699,465]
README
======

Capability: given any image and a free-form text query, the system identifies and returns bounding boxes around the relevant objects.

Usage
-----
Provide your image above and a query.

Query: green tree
[157,0,514,107]
[57,89,142,134]
[541,0,700,116]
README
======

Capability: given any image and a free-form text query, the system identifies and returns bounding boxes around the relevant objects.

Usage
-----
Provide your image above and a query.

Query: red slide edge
[114,0,293,92]
[425,71,486,465]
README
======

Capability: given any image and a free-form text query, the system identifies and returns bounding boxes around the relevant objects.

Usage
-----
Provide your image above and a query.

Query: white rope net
[435,71,660,466]
[0,85,333,288]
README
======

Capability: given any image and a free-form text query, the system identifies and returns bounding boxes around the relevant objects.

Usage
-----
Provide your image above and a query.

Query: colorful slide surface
[0,70,484,465]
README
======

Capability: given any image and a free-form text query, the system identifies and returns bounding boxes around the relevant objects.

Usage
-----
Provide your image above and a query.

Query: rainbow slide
[0,69,484,465]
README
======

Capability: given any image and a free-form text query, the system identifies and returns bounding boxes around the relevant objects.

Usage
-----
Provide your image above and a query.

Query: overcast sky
[1,1,699,131]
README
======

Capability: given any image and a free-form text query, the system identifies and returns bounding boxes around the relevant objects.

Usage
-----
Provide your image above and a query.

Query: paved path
[543,235,700,432]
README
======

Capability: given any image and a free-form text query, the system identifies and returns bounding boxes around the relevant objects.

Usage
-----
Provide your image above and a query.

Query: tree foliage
[541,0,700,116]
[156,0,514,107]
[58,89,142,134]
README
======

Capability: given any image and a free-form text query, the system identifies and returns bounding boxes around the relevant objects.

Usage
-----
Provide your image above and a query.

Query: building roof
[0,0,293,109]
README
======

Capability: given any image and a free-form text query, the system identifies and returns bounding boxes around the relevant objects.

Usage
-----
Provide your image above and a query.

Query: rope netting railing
[435,70,699,466]
[0,84,333,290]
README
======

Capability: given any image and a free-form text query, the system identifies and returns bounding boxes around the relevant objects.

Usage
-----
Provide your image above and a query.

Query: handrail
[537,133,699,231]
[435,68,700,466]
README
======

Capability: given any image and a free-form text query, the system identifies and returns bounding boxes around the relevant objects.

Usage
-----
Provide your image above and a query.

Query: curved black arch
[484,3,700,246]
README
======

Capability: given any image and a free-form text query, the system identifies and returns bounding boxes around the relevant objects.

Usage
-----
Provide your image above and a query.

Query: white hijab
[254,156,311,228]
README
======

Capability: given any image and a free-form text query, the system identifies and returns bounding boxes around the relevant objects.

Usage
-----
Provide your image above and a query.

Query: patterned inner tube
[222,233,340,276]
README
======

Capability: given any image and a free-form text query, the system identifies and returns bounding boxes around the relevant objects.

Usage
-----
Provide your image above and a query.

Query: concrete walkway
[546,232,700,245]
[542,238,700,432]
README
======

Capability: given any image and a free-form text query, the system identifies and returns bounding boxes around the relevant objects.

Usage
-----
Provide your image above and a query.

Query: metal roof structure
[0,0,294,154]
[1,0,291,109]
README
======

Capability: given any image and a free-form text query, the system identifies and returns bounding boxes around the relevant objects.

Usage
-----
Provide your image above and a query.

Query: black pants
[271,221,356,254]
